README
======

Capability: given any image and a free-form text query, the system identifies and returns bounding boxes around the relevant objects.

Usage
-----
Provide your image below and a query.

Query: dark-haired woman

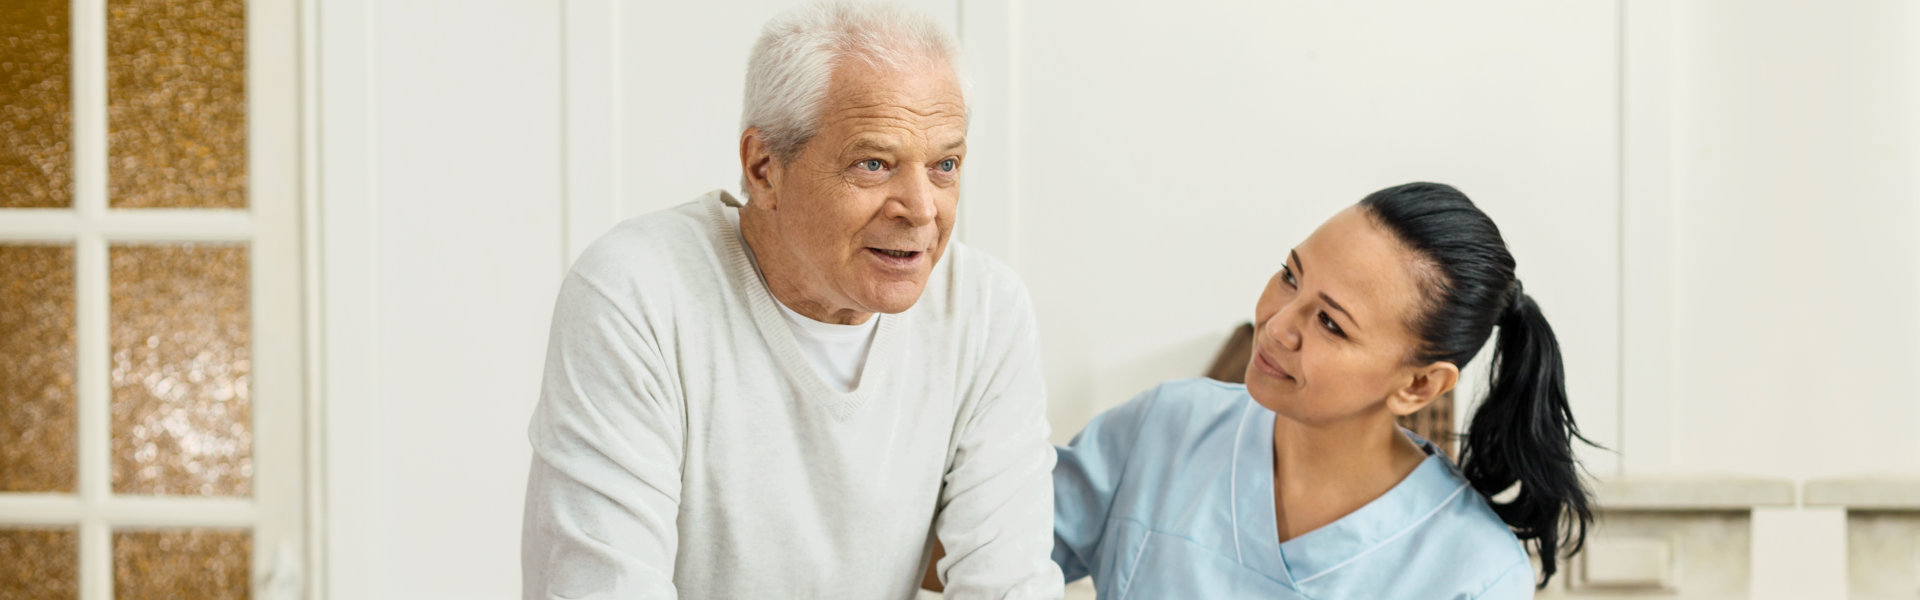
[1051,182,1591,599]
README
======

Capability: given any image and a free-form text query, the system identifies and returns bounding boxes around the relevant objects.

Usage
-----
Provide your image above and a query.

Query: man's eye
[937,158,957,172]
[858,159,885,172]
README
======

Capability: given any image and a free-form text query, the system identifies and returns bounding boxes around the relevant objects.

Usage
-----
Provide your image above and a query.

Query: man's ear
[740,128,780,208]
[1388,361,1459,417]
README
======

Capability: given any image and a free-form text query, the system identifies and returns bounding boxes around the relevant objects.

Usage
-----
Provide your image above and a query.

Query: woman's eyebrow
[1320,292,1359,330]
[1293,248,1361,330]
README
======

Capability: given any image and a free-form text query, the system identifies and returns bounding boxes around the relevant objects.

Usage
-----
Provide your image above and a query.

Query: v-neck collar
[1231,395,1472,589]
[708,191,902,418]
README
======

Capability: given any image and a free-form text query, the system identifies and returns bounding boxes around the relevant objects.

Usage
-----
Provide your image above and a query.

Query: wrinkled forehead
[1297,207,1432,331]
[820,59,968,127]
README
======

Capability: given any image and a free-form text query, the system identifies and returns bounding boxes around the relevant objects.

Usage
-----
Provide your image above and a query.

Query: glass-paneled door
[1,0,302,598]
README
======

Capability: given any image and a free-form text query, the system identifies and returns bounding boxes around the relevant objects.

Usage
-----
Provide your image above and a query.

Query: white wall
[1657,6,1920,593]
[1010,1,1624,479]
[318,1,563,598]
[588,0,1631,477]
[312,1,1920,598]
[1664,0,1920,480]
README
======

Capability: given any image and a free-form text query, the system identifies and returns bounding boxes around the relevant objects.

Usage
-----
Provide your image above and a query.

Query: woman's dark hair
[1358,182,1593,588]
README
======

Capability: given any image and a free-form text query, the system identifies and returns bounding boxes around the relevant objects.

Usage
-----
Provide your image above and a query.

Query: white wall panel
[321,1,564,597]
[1010,2,1623,481]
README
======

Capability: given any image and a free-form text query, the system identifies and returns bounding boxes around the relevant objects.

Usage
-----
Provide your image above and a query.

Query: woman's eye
[857,159,885,172]
[1280,269,1296,287]
[937,158,957,172]
[1319,312,1345,336]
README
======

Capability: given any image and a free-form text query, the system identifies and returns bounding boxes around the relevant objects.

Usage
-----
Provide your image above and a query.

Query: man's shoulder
[569,192,728,290]
[926,241,1032,315]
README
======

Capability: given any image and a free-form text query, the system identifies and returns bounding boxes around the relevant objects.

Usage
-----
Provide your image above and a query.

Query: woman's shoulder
[1064,378,1257,462]
[1423,467,1535,592]
[1146,377,1254,416]
[1113,378,1256,438]
[1428,455,1529,554]
[1316,475,1532,598]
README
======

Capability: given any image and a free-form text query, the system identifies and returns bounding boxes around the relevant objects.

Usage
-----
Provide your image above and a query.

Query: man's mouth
[868,247,922,259]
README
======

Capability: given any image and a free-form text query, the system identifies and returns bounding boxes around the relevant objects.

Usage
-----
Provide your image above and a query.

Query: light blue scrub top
[1052,379,1536,599]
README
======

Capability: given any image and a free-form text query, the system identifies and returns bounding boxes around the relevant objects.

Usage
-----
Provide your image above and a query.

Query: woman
[1052,182,1591,599]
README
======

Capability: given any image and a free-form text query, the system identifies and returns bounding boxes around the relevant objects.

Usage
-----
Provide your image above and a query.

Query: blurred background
[2,0,1917,598]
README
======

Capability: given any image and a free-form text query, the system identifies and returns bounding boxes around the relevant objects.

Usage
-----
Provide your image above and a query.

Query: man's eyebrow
[940,138,966,152]
[845,139,897,155]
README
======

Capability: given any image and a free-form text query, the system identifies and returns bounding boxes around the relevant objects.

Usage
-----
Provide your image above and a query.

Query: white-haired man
[520,2,1062,598]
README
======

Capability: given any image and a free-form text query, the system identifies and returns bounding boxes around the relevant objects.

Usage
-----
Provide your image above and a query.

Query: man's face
[750,59,967,318]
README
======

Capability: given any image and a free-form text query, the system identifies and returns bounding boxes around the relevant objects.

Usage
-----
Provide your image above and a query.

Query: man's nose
[885,168,938,227]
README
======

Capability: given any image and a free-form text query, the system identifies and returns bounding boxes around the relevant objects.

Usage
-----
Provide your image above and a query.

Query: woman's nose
[1263,301,1304,352]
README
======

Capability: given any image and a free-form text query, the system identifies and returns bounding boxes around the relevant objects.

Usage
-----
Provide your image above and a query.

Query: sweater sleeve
[522,271,686,600]
[933,281,1067,600]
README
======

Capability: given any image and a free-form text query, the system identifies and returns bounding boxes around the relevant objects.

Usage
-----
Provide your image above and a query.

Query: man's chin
[854,283,930,315]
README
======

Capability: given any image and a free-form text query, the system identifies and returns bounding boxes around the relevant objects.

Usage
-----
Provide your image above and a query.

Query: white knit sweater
[521,190,1063,599]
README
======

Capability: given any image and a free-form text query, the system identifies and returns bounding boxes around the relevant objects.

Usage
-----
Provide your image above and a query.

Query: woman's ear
[1388,361,1460,417]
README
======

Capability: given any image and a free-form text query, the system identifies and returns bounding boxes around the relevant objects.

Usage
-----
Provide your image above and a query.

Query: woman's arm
[1051,386,1162,583]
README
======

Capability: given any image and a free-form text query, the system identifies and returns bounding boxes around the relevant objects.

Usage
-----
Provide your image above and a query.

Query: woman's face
[1246,206,1448,424]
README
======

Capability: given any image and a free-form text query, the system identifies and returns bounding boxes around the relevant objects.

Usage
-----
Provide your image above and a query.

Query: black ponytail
[1463,287,1593,587]
[1358,182,1593,588]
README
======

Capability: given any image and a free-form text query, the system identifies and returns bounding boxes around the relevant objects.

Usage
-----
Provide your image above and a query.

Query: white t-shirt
[727,206,879,393]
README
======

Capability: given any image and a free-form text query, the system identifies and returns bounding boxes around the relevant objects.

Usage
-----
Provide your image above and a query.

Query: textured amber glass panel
[0,528,78,600]
[0,0,72,208]
[0,245,76,493]
[109,244,250,496]
[112,529,249,600]
[106,0,246,209]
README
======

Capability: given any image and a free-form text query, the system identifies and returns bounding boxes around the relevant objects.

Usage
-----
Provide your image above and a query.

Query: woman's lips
[1254,348,1295,382]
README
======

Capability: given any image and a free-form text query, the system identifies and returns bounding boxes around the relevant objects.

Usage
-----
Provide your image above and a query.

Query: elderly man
[520,2,1061,598]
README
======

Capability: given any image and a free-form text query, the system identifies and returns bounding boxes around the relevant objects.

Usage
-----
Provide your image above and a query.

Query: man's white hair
[739,0,964,198]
